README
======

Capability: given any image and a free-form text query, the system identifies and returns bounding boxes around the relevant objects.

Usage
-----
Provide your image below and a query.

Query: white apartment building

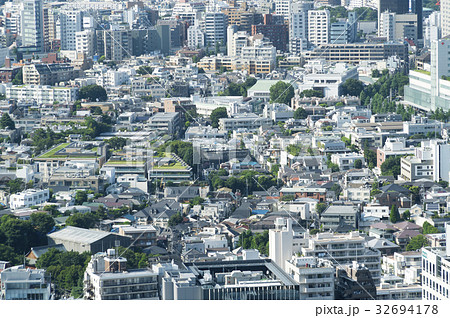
[187,25,205,49]
[421,223,450,300]
[342,187,370,202]
[6,85,78,104]
[383,251,422,278]
[10,188,50,210]
[301,231,382,284]
[116,174,148,193]
[284,256,335,300]
[379,11,396,41]
[275,0,291,20]
[425,12,441,47]
[84,249,158,300]
[1,266,51,300]
[441,0,450,38]
[240,40,276,67]
[75,30,94,56]
[308,10,329,47]
[289,1,313,54]
[330,153,364,171]
[363,204,390,219]
[219,113,272,131]
[59,9,82,51]
[227,26,248,57]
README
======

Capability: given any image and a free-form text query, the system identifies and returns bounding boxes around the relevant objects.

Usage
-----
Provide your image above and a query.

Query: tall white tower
[441,0,450,38]
[269,218,293,271]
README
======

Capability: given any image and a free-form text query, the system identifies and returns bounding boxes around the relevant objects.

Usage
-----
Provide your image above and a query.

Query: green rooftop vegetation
[414,69,431,75]
[152,161,188,170]
[106,160,146,165]
[38,143,70,158]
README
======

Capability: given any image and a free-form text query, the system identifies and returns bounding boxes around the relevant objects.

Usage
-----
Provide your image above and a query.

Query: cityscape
[0,0,449,302]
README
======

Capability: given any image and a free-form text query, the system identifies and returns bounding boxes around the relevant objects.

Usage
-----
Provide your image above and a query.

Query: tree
[341,79,364,97]
[65,212,97,229]
[423,221,439,235]
[74,191,88,205]
[0,217,42,254]
[210,107,228,128]
[136,66,153,75]
[316,203,328,216]
[371,69,381,78]
[7,178,25,194]
[406,235,429,251]
[106,137,127,150]
[168,213,184,227]
[269,81,295,106]
[0,113,15,130]
[389,205,400,224]
[30,212,55,235]
[0,244,22,265]
[402,210,411,221]
[293,107,307,119]
[190,197,205,206]
[354,159,362,169]
[381,156,402,178]
[299,89,324,98]
[12,68,23,85]
[78,84,107,102]
[330,184,342,199]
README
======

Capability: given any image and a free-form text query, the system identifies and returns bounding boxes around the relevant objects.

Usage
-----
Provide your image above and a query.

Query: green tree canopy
[341,78,364,97]
[0,113,15,130]
[65,212,97,229]
[106,137,127,150]
[406,235,429,251]
[79,84,107,102]
[389,205,400,224]
[300,89,324,98]
[270,81,295,106]
[422,221,439,235]
[30,212,55,235]
[74,191,88,205]
[293,107,307,119]
[210,107,228,128]
[168,212,184,227]
[354,159,362,169]
[381,156,402,178]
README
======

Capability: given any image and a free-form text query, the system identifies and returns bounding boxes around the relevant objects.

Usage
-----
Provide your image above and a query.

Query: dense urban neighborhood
[0,0,449,302]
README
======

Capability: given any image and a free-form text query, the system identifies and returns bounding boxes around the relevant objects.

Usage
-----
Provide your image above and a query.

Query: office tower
[442,0,450,37]
[20,0,44,52]
[411,0,423,40]
[269,218,294,271]
[421,223,450,300]
[289,0,314,54]
[204,12,227,46]
[60,10,82,51]
[308,10,330,47]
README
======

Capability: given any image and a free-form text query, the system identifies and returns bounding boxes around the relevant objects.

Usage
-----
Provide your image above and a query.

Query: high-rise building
[330,11,357,44]
[308,10,330,47]
[251,14,289,52]
[269,218,294,271]
[76,30,95,56]
[187,24,205,49]
[421,223,450,300]
[274,0,292,20]
[59,9,82,51]
[411,0,423,40]
[377,0,409,27]
[441,0,450,37]
[424,12,441,47]
[227,25,248,57]
[20,0,44,52]
[379,11,396,41]
[289,0,314,54]
[204,12,227,46]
